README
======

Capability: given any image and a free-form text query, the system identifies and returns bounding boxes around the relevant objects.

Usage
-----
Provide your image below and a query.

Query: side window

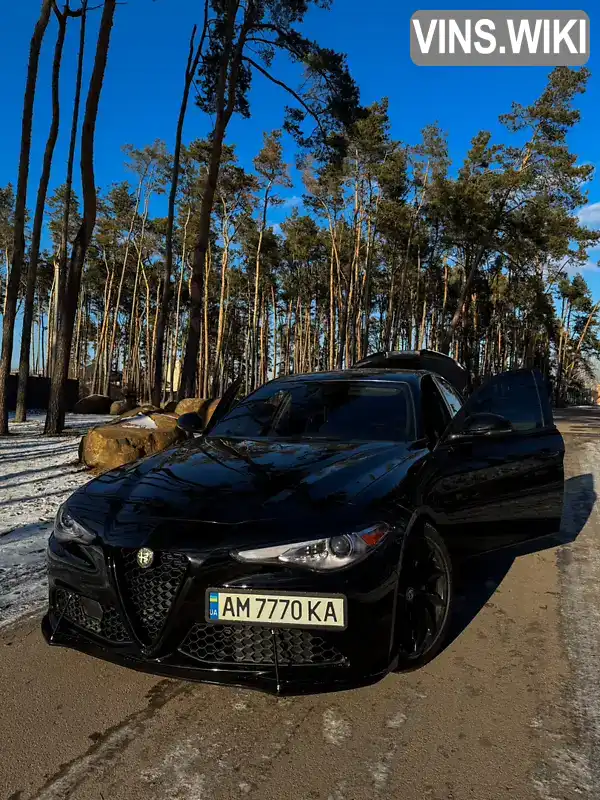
[434,377,463,418]
[466,371,544,432]
[421,376,451,444]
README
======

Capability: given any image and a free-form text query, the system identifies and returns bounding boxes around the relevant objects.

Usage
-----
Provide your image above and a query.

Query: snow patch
[322,708,351,745]
[369,757,392,791]
[386,711,407,729]
[121,413,158,429]
[548,441,600,795]
[142,737,207,800]
[534,748,592,800]
[0,413,110,628]
[327,782,347,800]
[142,737,234,800]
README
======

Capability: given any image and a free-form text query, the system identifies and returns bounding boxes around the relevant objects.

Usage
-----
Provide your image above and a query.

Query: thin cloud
[282,195,302,209]
[563,260,599,275]
[577,202,600,228]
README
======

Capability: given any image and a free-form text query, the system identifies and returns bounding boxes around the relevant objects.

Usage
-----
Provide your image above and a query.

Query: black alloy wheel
[394,522,453,671]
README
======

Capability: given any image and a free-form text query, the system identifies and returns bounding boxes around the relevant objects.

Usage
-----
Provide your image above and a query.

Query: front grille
[55,588,131,643]
[117,549,188,643]
[179,624,346,667]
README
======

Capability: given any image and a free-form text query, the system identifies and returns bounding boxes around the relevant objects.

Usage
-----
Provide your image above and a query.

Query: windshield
[208,380,415,442]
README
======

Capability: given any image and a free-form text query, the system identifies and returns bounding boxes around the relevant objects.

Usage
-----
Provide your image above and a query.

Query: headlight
[234,524,391,572]
[54,503,95,544]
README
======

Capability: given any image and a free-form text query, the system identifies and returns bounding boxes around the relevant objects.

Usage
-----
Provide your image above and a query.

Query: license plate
[205,589,347,629]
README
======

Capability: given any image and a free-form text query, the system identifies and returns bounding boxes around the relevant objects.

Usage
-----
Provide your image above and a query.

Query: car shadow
[443,473,595,651]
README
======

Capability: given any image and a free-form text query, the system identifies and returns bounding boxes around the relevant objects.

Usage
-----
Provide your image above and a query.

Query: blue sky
[1,0,599,367]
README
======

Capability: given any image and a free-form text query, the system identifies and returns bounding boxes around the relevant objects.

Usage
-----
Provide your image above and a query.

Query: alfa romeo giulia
[43,351,564,694]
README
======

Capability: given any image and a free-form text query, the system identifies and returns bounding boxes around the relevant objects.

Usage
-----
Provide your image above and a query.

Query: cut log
[110,398,137,415]
[119,404,161,419]
[73,394,112,414]
[174,397,211,416]
[79,413,185,472]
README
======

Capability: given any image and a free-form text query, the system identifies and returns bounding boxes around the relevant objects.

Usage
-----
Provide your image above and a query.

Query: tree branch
[242,55,326,138]
[254,24,339,93]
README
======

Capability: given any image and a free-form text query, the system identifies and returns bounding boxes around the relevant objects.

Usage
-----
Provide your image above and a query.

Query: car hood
[67,437,420,548]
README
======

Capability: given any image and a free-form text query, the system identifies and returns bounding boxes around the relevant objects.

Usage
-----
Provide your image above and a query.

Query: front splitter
[41,614,388,696]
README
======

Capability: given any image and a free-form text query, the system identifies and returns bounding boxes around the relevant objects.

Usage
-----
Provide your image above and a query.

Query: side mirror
[449,412,512,440]
[177,412,205,435]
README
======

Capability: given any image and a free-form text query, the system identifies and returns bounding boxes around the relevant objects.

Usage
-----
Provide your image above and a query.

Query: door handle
[447,440,473,456]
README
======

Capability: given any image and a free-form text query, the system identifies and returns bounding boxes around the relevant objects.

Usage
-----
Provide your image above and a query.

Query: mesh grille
[117,549,188,643]
[179,623,346,667]
[55,588,131,643]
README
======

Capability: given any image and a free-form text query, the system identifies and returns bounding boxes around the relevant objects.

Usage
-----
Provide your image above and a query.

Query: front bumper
[43,535,400,695]
[42,614,391,695]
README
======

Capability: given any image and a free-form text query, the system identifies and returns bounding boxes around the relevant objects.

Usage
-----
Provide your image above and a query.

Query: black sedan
[43,352,564,695]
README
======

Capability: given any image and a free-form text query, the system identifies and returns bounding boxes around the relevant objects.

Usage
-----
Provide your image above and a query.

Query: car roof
[353,350,468,394]
[268,369,425,387]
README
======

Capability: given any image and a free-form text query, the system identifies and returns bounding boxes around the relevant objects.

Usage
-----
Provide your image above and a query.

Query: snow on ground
[0,413,111,629]
[556,439,600,794]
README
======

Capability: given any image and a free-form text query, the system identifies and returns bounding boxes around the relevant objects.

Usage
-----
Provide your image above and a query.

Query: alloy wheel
[396,527,451,664]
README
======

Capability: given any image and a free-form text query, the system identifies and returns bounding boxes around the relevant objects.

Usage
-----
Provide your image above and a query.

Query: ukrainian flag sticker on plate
[209,592,219,620]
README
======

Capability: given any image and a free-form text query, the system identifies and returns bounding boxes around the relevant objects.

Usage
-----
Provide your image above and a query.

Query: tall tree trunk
[31,307,37,376]
[151,279,161,394]
[35,292,41,375]
[46,266,57,375]
[212,226,229,395]
[202,243,211,397]
[567,303,599,379]
[124,256,141,389]
[152,9,208,405]
[72,285,84,380]
[259,291,267,384]
[294,297,302,374]
[92,252,113,392]
[345,178,361,368]
[284,303,292,376]
[170,207,191,399]
[107,184,144,393]
[41,293,46,376]
[418,295,427,351]
[139,261,152,400]
[0,0,53,434]
[556,302,573,404]
[179,1,250,399]
[328,238,335,369]
[179,134,224,399]
[57,0,87,339]
[15,7,67,422]
[251,183,271,387]
[383,267,395,351]
[271,283,278,380]
[45,0,116,434]
[48,258,61,374]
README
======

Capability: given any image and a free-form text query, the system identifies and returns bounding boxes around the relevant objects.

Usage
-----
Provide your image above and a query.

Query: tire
[394,522,454,672]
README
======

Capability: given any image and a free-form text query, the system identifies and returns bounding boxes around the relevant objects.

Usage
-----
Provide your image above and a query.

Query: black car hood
[67,437,420,548]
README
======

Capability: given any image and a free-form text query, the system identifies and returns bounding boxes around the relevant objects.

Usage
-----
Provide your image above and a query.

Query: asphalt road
[1,409,600,800]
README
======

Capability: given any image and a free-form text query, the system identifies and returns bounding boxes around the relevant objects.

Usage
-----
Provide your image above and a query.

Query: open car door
[426,369,564,554]
[204,377,243,435]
